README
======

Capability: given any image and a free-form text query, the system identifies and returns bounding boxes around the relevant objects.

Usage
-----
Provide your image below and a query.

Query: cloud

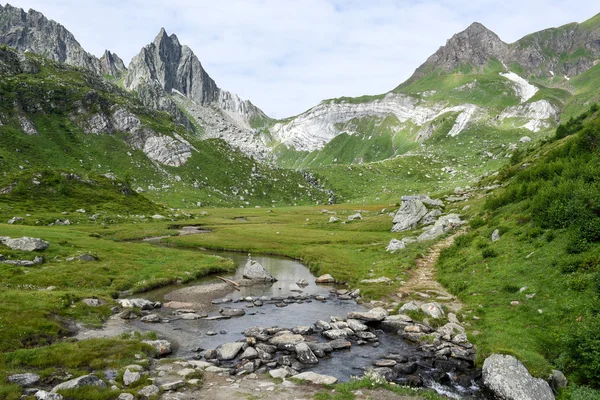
[5,0,599,118]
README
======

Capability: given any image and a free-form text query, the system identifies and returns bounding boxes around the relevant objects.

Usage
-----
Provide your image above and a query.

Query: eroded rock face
[482,354,554,400]
[142,135,192,167]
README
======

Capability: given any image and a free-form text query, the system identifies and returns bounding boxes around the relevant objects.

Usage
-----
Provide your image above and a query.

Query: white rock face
[500,72,538,103]
[142,135,192,167]
[499,100,557,132]
[270,93,479,151]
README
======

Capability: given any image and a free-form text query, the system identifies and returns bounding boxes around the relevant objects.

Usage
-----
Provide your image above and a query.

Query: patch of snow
[564,75,570,81]
[549,71,554,77]
[500,72,538,103]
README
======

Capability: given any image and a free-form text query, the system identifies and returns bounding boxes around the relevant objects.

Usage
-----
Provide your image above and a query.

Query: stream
[81,247,483,398]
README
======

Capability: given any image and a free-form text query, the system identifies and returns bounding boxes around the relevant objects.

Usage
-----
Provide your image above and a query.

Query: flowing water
[90,248,481,398]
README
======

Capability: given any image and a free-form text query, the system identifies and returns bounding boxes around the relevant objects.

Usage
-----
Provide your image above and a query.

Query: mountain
[267,14,600,170]
[0,45,330,209]
[0,3,125,76]
[124,28,272,159]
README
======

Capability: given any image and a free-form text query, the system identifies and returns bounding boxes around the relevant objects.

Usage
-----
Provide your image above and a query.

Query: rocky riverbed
[70,251,483,399]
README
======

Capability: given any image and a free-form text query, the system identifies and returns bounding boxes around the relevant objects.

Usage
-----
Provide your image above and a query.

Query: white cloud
[5,0,599,118]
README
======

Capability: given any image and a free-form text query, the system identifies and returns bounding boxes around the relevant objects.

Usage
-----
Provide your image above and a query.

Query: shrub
[469,217,486,229]
[482,248,498,259]
[561,316,600,387]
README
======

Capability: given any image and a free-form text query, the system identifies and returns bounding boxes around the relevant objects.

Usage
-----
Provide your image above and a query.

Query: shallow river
[101,250,481,398]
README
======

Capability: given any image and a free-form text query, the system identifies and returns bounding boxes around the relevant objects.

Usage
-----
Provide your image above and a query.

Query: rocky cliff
[0,4,124,76]
[124,28,270,159]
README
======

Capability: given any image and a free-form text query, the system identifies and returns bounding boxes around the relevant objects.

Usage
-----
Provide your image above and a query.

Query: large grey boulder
[293,371,337,385]
[35,391,63,400]
[492,229,500,242]
[216,342,244,360]
[1,237,49,251]
[482,354,554,400]
[219,308,246,317]
[117,298,155,310]
[51,374,106,392]
[268,333,305,347]
[391,198,428,232]
[243,256,276,282]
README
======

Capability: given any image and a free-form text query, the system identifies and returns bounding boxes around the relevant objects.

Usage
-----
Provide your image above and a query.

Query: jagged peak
[153,27,180,49]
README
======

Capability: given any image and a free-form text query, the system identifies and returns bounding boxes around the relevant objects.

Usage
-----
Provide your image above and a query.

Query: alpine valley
[1,3,600,400]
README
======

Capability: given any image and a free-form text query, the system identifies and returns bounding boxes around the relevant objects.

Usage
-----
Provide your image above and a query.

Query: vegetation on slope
[435,105,600,396]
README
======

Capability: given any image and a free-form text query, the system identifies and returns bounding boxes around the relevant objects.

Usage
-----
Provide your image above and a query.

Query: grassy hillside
[0,46,329,209]
[435,105,600,397]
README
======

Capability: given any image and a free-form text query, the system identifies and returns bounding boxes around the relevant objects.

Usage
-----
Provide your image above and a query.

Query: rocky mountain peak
[0,3,122,77]
[125,28,218,105]
[99,50,126,77]
[410,21,507,80]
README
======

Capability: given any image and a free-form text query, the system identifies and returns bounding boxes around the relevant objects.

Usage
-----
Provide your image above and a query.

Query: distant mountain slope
[0,3,125,76]
[269,14,600,169]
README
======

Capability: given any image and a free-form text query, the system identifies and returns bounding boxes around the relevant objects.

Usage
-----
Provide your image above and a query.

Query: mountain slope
[268,14,600,170]
[0,4,125,77]
[0,46,330,210]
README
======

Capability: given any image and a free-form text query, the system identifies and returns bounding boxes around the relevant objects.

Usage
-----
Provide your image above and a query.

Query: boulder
[386,238,406,253]
[520,136,532,143]
[35,391,63,400]
[140,314,161,323]
[122,369,141,386]
[243,257,276,282]
[348,213,363,221]
[482,354,554,400]
[418,214,464,242]
[269,367,295,379]
[7,373,40,386]
[137,384,160,397]
[295,342,319,364]
[492,229,500,242]
[160,380,184,391]
[216,342,244,360]
[549,370,567,390]
[142,340,172,356]
[322,329,352,340]
[220,308,246,317]
[347,307,388,322]
[328,216,340,223]
[347,319,368,332]
[118,298,155,310]
[315,274,335,283]
[2,237,49,251]
[400,301,419,312]
[329,339,352,350]
[51,374,106,392]
[240,346,259,360]
[269,333,305,347]
[118,394,135,400]
[293,371,337,385]
[391,198,428,232]
[314,320,331,330]
[420,302,445,319]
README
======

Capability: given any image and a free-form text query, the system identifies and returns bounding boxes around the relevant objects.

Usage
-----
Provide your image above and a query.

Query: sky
[5,1,599,118]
